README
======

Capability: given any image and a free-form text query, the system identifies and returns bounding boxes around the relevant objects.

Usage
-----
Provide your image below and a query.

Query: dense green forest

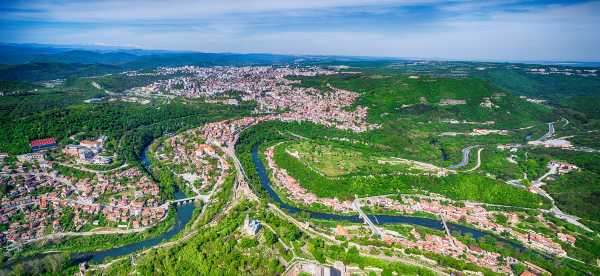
[473,66,600,98]
[0,95,254,158]
[295,73,555,126]
[0,78,105,118]
[0,63,121,82]
[0,80,40,94]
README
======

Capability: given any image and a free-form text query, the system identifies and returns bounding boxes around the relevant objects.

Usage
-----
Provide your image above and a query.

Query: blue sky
[1,0,599,61]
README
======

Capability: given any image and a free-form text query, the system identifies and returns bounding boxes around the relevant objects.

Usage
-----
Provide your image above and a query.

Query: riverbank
[1,141,198,270]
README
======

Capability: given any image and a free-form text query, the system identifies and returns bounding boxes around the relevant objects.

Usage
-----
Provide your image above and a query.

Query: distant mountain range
[0,43,403,82]
[1,43,599,83]
[0,43,395,67]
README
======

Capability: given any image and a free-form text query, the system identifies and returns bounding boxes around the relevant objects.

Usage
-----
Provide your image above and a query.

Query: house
[196,144,216,157]
[243,214,261,236]
[17,152,45,162]
[78,148,94,161]
[528,139,572,148]
[93,156,113,164]
[439,99,466,106]
[30,137,57,152]
[80,140,102,150]
[548,161,578,174]
[64,145,82,157]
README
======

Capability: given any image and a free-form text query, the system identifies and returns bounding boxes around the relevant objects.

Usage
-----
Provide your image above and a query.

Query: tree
[264,230,278,245]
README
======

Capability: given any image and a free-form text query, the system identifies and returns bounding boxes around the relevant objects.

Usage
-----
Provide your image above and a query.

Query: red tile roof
[30,137,56,147]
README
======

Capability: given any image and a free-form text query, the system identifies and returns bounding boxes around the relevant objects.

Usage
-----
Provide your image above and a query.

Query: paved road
[352,200,382,237]
[57,162,128,174]
[268,202,450,275]
[16,227,150,248]
[449,145,479,169]
[464,147,484,172]
[536,122,555,141]
[530,164,593,232]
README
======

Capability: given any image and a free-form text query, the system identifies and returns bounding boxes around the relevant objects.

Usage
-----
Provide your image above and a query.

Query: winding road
[464,147,484,172]
[530,164,593,232]
[536,122,555,141]
[449,145,480,169]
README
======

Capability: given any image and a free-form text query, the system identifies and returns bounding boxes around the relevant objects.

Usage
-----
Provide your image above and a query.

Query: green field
[285,140,419,177]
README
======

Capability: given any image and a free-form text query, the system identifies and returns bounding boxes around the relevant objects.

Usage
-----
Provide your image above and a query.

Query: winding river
[4,137,525,270]
[3,143,197,269]
[89,141,511,263]
[76,144,196,264]
[251,144,527,250]
[84,141,497,264]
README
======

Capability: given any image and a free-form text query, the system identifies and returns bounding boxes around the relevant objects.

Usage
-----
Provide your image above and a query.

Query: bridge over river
[168,194,210,205]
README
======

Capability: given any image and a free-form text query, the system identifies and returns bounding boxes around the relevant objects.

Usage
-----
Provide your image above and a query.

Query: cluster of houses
[201,116,270,147]
[334,221,511,274]
[157,133,222,194]
[384,229,510,274]
[0,165,72,245]
[133,66,380,134]
[441,128,509,137]
[63,136,113,164]
[0,149,165,247]
[528,138,573,149]
[264,84,379,133]
[528,67,597,77]
[548,160,578,175]
[265,146,353,212]
[361,196,571,257]
[129,66,338,100]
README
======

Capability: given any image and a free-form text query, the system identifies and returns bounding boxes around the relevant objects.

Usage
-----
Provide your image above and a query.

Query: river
[89,141,500,262]
[4,138,523,271]
[76,143,196,264]
[251,144,527,249]
[2,143,197,269]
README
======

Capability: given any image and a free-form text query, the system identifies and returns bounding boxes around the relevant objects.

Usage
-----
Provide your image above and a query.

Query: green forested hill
[294,73,556,128]
[474,67,600,98]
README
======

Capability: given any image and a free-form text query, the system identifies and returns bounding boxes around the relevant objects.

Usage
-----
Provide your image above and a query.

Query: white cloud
[3,0,449,22]
[3,0,600,61]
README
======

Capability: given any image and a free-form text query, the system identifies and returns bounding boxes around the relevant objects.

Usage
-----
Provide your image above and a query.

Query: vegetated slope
[548,170,600,232]
[0,97,254,155]
[474,67,600,98]
[295,73,555,128]
[0,78,106,118]
[92,72,194,93]
[273,140,549,209]
[537,149,600,232]
[290,73,558,166]
[0,63,121,82]
[556,96,600,121]
[0,80,41,94]
[0,44,68,64]
[235,120,550,209]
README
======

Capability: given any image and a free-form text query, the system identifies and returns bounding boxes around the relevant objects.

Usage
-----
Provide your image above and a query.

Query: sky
[1,0,599,61]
